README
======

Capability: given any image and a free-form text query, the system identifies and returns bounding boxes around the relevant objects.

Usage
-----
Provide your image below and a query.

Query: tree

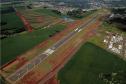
[67,9,83,18]
[100,71,126,84]
[52,10,61,15]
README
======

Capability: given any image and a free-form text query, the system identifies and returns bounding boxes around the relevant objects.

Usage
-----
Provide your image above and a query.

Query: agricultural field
[0,3,12,9]
[1,24,66,65]
[58,42,126,84]
[67,9,96,19]
[1,13,23,29]
[15,6,26,10]
[33,8,63,18]
[1,13,25,34]
[1,6,67,65]
[0,5,25,39]
[19,8,63,30]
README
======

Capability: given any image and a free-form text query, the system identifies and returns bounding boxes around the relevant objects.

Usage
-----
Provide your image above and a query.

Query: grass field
[58,42,126,84]
[34,8,63,17]
[1,12,24,33]
[68,10,96,20]
[82,10,96,18]
[88,21,126,49]
[101,22,126,36]
[1,12,24,30]
[1,24,66,65]
[19,8,62,30]
[0,3,12,9]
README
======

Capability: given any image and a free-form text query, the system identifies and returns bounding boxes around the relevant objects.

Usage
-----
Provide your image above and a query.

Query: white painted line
[74,28,78,31]
[48,50,55,55]
[78,29,82,32]
[44,49,51,54]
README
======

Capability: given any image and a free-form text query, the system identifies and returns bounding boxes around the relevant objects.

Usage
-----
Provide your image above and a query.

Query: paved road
[7,14,99,83]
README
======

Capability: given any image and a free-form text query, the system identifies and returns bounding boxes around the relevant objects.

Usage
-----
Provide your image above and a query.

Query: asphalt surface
[51,15,98,50]
[7,14,99,83]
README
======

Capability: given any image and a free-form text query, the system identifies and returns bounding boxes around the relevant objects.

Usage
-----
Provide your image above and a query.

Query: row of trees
[67,9,84,18]
[51,8,84,18]
[52,9,62,15]
[111,8,126,15]
[106,8,126,31]
[1,27,25,39]
[1,7,15,14]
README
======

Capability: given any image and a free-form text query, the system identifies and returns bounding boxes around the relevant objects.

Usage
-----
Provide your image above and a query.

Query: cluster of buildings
[32,2,54,8]
[103,32,126,60]
[32,2,77,14]
[53,6,76,14]
[32,1,98,14]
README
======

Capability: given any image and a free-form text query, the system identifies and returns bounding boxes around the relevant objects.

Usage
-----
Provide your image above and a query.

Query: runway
[7,14,99,83]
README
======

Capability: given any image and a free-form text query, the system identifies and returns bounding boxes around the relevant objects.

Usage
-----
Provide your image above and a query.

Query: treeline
[108,17,126,31]
[106,8,126,31]
[67,9,83,18]
[1,11,25,39]
[1,7,15,14]
[0,27,25,39]
[100,71,126,84]
[111,8,126,14]
[52,9,61,15]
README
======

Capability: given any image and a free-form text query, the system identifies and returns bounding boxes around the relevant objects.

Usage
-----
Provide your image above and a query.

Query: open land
[1,7,67,65]
[89,21,126,60]
[1,24,66,65]
[58,42,126,84]
[0,10,101,84]
[1,12,25,38]
[1,12,24,31]
[1,5,125,84]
